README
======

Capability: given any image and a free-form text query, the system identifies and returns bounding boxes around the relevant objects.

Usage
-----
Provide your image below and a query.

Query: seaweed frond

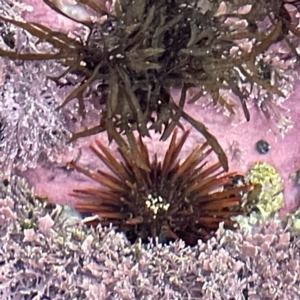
[0,0,299,171]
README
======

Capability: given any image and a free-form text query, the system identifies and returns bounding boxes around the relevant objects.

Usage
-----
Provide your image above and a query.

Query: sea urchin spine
[69,129,251,245]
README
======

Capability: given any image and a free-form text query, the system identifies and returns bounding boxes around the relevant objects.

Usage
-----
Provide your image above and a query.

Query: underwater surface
[1,0,300,299]
[13,0,300,214]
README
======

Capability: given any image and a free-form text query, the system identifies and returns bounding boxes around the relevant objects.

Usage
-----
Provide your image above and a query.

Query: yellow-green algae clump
[245,162,284,218]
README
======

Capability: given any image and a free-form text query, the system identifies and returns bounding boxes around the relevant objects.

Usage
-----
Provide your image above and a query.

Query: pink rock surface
[182,85,300,214]
[17,0,300,214]
[20,0,80,32]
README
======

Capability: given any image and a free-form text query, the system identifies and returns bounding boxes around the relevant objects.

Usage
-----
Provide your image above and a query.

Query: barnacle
[0,0,299,171]
[69,128,252,246]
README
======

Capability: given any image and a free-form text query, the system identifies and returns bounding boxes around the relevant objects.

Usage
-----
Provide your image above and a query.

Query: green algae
[245,162,284,218]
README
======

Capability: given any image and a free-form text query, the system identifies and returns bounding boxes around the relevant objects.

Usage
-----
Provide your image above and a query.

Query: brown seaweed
[0,0,299,171]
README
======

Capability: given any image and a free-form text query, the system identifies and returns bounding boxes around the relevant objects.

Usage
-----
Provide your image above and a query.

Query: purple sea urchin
[69,129,251,245]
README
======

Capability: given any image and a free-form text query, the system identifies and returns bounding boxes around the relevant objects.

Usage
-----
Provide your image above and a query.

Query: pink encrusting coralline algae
[1,0,300,298]
[0,174,300,299]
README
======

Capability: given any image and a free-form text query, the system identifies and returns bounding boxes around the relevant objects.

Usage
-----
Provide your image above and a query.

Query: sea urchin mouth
[69,128,251,245]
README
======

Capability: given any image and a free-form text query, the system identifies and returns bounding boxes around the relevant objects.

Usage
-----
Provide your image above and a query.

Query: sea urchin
[69,128,251,246]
